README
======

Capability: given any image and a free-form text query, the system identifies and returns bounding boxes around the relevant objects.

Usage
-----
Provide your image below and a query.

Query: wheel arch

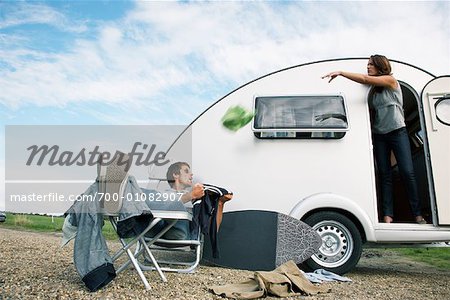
[301,207,367,244]
[289,193,376,243]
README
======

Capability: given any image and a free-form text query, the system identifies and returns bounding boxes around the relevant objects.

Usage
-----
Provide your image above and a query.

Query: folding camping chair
[137,189,203,273]
[98,153,192,290]
[136,188,203,274]
[139,233,202,274]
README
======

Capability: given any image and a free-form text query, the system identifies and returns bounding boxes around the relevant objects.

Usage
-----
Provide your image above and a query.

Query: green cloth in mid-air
[221,105,254,132]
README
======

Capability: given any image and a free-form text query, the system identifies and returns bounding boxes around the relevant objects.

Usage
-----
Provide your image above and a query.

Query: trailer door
[421,76,450,225]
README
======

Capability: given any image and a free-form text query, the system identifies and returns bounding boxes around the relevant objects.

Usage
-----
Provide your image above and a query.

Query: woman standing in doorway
[322,55,426,224]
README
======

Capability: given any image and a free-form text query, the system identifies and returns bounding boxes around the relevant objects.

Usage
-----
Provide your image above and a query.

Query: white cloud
[0,1,448,123]
[0,2,87,33]
[114,1,450,81]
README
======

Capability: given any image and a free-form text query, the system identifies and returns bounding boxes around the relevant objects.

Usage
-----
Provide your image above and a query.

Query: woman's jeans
[373,127,422,218]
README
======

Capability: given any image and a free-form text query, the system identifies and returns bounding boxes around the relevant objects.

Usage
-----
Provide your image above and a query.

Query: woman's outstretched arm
[322,71,397,89]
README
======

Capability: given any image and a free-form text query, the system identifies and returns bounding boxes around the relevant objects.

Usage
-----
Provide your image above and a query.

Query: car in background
[0,212,6,222]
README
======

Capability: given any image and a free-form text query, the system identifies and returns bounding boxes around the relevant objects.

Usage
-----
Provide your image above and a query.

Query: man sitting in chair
[146,161,233,240]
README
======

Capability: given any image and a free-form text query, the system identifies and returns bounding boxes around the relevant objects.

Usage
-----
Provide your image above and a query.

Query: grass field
[1,212,117,240]
[391,247,450,270]
[1,213,449,270]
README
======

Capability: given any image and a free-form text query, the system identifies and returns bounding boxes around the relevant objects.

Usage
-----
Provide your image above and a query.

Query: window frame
[435,95,450,126]
[251,94,350,139]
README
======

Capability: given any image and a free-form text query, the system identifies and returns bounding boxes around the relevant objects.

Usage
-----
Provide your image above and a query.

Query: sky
[1,0,449,210]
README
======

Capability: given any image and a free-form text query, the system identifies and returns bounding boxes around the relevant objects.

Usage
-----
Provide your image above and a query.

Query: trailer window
[252,95,348,139]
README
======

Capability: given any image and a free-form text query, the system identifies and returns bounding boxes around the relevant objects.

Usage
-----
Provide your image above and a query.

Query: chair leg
[138,238,168,282]
[125,247,152,290]
[109,216,161,289]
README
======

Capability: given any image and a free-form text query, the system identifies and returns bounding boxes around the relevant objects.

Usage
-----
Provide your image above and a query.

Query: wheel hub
[324,237,335,248]
[311,221,353,268]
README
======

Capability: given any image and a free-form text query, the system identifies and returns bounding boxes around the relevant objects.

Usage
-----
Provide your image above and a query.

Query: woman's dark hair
[370,54,392,76]
[370,54,392,93]
[166,161,190,188]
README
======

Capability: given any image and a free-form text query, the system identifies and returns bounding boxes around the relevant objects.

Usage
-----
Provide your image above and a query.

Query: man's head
[166,161,192,190]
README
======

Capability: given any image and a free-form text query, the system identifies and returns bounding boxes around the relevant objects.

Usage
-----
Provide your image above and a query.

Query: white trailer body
[149,58,450,273]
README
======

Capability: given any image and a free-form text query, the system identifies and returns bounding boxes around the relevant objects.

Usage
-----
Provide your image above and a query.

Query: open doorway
[371,82,432,223]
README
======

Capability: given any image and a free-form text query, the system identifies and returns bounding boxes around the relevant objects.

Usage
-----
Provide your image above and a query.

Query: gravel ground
[1,227,449,300]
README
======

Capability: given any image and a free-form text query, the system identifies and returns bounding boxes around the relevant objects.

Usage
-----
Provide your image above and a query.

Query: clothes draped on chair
[191,183,232,258]
[63,176,153,292]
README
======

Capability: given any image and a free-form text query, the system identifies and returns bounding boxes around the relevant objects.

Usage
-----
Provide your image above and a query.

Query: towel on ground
[305,269,352,284]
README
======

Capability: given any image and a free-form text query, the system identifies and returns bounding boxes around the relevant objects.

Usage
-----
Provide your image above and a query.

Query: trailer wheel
[303,211,362,275]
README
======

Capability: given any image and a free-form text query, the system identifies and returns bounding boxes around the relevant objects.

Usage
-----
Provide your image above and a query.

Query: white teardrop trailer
[149,58,450,274]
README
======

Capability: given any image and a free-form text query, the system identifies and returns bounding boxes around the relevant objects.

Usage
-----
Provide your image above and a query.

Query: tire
[303,211,362,275]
